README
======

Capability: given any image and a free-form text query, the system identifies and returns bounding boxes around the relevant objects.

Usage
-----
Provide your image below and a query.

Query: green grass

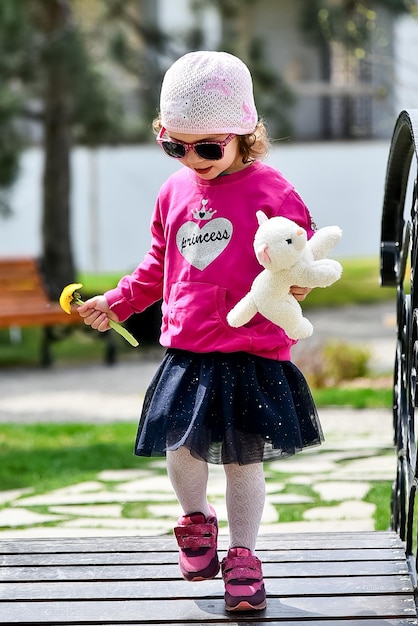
[0,422,143,492]
[79,272,124,295]
[365,482,393,531]
[312,386,393,408]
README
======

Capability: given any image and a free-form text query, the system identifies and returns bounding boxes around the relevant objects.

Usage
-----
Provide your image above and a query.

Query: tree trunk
[41,63,75,299]
[34,0,76,299]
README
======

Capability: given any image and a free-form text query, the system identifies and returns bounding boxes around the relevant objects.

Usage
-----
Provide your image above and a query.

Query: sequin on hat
[160,51,258,135]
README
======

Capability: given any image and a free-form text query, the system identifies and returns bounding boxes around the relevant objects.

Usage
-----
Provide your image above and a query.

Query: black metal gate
[380,109,418,589]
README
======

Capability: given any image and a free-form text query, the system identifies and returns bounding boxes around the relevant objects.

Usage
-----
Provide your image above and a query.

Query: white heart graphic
[176,218,233,270]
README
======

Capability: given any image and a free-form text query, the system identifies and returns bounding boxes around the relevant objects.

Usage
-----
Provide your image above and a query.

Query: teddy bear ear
[256,210,268,225]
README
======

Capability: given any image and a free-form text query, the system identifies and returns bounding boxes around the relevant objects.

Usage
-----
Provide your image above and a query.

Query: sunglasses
[156,127,236,161]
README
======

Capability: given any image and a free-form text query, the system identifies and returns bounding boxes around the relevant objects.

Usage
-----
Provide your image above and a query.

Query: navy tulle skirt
[134,349,323,465]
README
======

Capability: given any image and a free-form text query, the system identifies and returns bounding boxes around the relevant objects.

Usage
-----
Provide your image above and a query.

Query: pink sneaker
[173,505,219,582]
[221,547,266,611]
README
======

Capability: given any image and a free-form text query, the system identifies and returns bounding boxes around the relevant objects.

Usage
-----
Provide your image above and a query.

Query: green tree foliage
[300,0,414,46]
[103,0,174,137]
[0,2,29,215]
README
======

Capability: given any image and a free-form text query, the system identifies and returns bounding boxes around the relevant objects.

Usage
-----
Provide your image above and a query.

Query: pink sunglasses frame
[156,127,236,160]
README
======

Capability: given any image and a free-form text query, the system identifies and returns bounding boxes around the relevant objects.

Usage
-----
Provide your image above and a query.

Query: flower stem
[73,297,139,347]
[108,319,139,347]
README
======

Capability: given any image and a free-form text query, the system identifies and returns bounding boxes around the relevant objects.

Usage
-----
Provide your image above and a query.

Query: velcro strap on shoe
[222,556,263,583]
[174,523,217,549]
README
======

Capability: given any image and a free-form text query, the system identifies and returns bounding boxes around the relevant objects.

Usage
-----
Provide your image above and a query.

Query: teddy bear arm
[308,227,342,260]
[227,292,258,327]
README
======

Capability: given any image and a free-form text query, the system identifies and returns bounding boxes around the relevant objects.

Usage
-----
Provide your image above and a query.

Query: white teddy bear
[227,211,343,340]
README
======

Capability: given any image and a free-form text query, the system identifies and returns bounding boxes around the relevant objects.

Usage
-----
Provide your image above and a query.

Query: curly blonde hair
[152,118,270,163]
[237,120,270,163]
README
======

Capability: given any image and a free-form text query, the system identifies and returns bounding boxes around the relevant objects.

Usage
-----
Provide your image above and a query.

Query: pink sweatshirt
[105,160,315,361]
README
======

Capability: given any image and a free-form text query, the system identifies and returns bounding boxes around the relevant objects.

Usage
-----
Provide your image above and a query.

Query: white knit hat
[160,51,258,135]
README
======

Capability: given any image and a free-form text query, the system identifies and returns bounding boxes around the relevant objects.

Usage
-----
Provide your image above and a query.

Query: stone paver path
[0,408,395,538]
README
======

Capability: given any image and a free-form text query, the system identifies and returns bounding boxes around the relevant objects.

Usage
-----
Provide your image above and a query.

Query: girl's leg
[224,461,266,551]
[167,446,219,582]
[222,462,267,611]
[166,446,211,517]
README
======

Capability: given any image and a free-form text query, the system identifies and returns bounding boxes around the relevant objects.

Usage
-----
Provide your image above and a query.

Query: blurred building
[149,0,417,140]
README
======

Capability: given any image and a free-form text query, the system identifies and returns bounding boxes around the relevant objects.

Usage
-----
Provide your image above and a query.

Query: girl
[78,50,323,613]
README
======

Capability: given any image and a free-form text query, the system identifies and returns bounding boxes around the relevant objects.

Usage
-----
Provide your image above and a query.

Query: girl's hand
[290,286,312,302]
[77,295,120,332]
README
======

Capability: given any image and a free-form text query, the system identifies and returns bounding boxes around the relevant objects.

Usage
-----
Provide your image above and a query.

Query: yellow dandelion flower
[59,283,83,314]
[58,283,139,347]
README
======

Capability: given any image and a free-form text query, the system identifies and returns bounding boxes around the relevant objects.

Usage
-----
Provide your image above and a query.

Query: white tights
[166,446,265,552]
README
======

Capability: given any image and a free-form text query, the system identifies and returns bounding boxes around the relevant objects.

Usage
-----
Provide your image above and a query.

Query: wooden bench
[0,257,115,365]
[1,532,416,625]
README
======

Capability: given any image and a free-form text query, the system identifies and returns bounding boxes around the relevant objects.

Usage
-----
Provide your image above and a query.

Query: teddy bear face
[254,216,307,270]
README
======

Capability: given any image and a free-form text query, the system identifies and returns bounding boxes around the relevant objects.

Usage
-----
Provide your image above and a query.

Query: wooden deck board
[0,531,417,625]
[1,575,414,599]
[1,547,407,567]
[0,559,410,582]
[0,531,403,553]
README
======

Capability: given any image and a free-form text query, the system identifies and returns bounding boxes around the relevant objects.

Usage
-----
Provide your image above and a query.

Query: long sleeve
[105,202,165,322]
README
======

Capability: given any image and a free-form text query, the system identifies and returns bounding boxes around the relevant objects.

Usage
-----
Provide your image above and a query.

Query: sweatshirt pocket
[163,281,251,351]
